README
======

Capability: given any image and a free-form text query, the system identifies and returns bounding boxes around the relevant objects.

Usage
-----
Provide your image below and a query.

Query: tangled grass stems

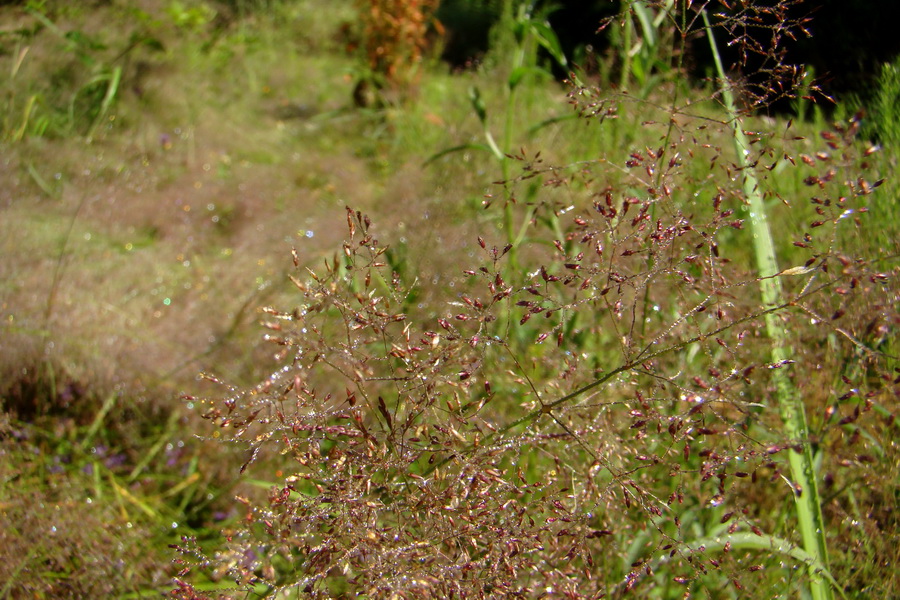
[160,3,893,598]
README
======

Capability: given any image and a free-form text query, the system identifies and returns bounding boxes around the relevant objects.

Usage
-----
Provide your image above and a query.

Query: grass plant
[703,10,833,598]
[0,1,897,598]
[168,3,895,598]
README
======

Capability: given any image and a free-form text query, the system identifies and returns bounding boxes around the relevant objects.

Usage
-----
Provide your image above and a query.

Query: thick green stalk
[701,10,833,600]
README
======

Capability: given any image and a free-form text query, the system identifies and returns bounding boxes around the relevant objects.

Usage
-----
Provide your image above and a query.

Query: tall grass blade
[12,94,39,142]
[80,392,119,451]
[702,9,834,600]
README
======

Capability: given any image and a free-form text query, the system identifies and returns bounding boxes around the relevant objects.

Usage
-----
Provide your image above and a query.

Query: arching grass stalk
[701,10,834,600]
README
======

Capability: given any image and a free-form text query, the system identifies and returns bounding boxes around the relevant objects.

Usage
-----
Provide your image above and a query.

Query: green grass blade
[702,9,834,600]
[632,1,657,48]
[127,411,179,483]
[12,94,39,142]
[682,532,847,600]
[25,160,58,198]
[423,143,496,165]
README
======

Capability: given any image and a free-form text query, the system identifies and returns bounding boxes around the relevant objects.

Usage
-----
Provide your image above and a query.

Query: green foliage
[429,0,570,267]
[0,373,236,598]
[166,1,217,30]
[1,3,162,142]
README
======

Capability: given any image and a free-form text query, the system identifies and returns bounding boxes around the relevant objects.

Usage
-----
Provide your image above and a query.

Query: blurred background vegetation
[0,0,897,597]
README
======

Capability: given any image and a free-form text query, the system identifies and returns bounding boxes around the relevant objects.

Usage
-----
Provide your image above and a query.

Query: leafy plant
[166,0,217,31]
[2,0,895,598]
[428,0,569,268]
